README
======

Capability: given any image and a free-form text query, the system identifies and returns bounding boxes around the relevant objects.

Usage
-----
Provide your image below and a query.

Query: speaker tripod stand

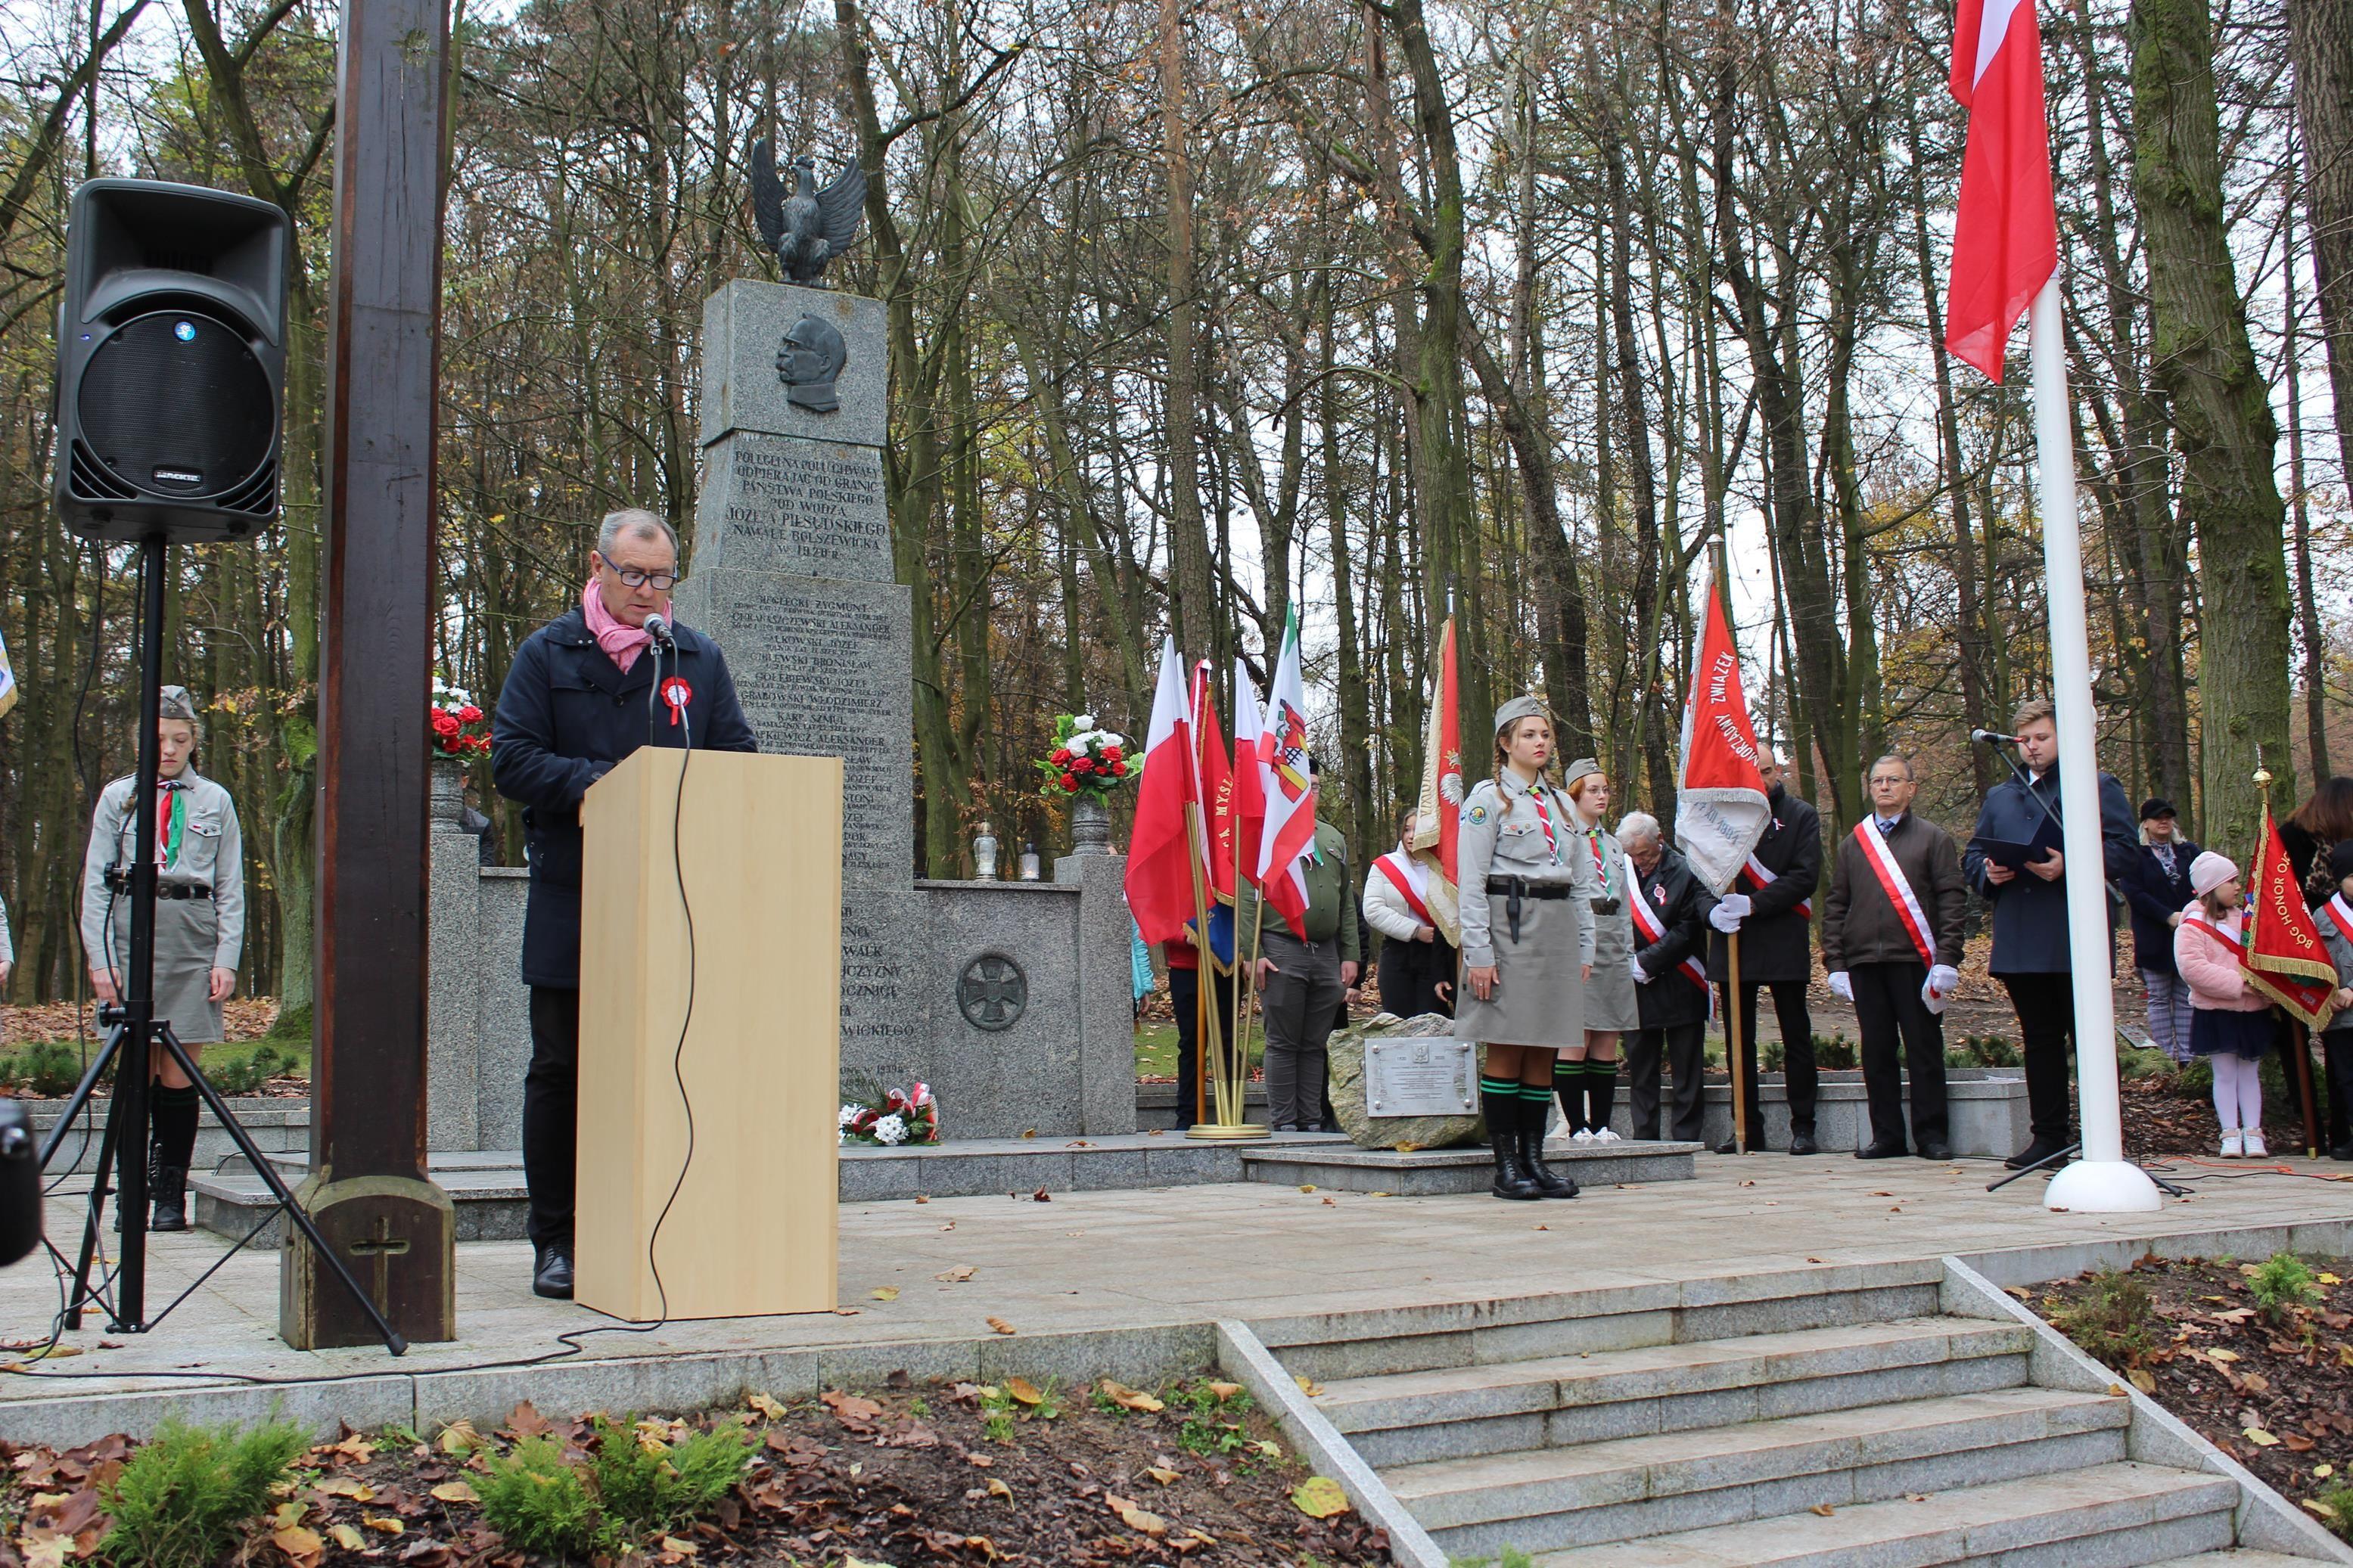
[35,530,403,1354]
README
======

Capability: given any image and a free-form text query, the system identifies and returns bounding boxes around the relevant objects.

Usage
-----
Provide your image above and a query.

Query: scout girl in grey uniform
[1560,759,1633,1141]
[79,685,245,1231]
[1458,697,1596,1200]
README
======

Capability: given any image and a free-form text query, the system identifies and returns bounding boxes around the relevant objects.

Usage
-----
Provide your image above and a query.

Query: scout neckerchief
[1627,871,1709,993]
[2183,906,2249,963]
[154,778,188,869]
[1852,815,1936,968]
[1525,780,1560,862]
[1372,847,1434,926]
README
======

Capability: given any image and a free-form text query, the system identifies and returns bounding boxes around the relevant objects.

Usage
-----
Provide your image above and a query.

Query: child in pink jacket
[2174,851,2278,1157]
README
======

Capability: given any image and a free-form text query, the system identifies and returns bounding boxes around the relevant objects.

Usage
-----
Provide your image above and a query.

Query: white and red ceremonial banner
[1229,656,1269,899]
[1945,0,2056,380]
[1851,818,1936,969]
[1253,606,1315,937]
[1674,573,1772,896]
[2243,807,2339,1031]
[1124,637,1197,944]
[1628,878,1708,995]
[1410,616,1463,945]
[1192,661,1236,904]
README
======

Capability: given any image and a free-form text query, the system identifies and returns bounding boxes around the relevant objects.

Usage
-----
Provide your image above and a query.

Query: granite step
[1269,1266,1947,1383]
[2144,1554,2341,1566]
[1238,1137,1700,1195]
[1390,1386,2131,1555]
[1528,1462,2240,1567]
[1318,1316,2034,1467]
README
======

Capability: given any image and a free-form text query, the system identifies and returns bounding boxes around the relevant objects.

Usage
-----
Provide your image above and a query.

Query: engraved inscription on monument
[695,434,889,582]
[1365,1037,1478,1118]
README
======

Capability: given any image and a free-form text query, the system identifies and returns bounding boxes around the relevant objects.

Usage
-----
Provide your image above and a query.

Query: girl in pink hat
[2174,851,2277,1157]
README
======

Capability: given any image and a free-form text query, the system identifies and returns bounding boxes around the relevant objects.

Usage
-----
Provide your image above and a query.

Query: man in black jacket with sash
[1621,813,1718,1144]
[493,508,758,1299]
[1706,758,1824,1153]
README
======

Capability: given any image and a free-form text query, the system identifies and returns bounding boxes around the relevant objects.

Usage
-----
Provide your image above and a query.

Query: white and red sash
[1372,849,1435,927]
[2323,894,2353,952]
[1852,817,1936,968]
[2183,911,2249,963]
[1630,877,1709,992]
[1740,850,1811,920]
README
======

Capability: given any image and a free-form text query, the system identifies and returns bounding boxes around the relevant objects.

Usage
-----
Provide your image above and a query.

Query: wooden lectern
[576,747,842,1320]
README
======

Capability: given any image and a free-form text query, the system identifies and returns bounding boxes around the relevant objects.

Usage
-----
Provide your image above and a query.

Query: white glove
[1827,970,1854,1002]
[1716,893,1752,920]
[1708,901,1744,933]
[1923,963,1960,1016]
[1629,954,1649,985]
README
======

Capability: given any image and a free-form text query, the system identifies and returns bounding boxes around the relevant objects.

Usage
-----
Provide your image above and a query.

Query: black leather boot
[1484,1092,1540,1200]
[149,1162,189,1232]
[1518,1097,1580,1199]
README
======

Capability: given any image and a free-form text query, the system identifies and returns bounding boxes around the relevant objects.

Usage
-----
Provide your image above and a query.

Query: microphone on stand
[643,611,676,648]
[1970,728,2019,745]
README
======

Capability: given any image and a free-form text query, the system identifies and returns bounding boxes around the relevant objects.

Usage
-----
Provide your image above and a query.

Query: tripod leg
[1985,1141,2082,1193]
[154,1026,407,1356]
[37,1023,127,1171]
[64,1085,128,1330]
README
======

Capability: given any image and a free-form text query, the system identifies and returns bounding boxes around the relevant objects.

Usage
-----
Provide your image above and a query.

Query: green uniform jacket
[1237,819,1361,963]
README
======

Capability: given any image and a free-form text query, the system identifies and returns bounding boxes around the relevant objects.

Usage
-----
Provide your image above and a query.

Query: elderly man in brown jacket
[1823,753,1969,1160]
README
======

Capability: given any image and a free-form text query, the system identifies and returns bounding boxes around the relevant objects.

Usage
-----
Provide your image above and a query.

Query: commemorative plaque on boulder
[1365,1033,1478,1118]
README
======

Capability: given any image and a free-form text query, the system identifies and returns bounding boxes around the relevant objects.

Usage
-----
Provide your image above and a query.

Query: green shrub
[1169,1378,1254,1458]
[208,1045,296,1096]
[97,1417,308,1568]
[5,1039,95,1098]
[2249,1252,2323,1324]
[2174,1057,2214,1098]
[2311,1484,2353,1543]
[1953,1034,2023,1068]
[261,1001,312,1046]
[478,1435,598,1560]
[2047,1267,2156,1365]
[1762,1039,1786,1073]
[587,1416,753,1545]
[1812,1032,1857,1070]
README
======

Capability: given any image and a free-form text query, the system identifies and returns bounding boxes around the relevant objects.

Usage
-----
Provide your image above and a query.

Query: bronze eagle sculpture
[749,138,866,287]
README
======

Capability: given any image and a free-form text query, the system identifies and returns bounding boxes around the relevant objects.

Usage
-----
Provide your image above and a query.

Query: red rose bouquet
[1035,713,1130,802]
[431,680,491,757]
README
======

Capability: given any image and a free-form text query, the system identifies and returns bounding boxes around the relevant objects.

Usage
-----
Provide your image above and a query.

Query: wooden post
[1727,933,1747,1153]
[280,0,458,1347]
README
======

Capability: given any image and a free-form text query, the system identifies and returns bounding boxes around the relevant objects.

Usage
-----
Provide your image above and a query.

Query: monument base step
[1239,1138,1703,1195]
[190,1129,1360,1244]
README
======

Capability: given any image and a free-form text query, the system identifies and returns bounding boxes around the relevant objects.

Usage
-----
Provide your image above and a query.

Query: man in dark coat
[493,508,757,1299]
[1620,812,1718,1143]
[1962,697,2137,1170]
[1706,757,1824,1153]
[1823,754,1969,1160]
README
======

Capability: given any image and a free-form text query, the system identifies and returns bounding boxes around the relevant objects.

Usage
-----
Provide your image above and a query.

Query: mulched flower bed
[4,1380,1391,1568]
[2031,1253,2353,1538]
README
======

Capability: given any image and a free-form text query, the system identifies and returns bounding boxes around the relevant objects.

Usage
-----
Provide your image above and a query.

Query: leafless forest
[0,0,2347,1010]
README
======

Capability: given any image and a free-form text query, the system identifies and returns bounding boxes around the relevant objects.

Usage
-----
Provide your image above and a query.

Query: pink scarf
[581,580,654,672]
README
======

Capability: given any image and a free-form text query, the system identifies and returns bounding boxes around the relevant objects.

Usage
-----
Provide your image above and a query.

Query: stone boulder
[1329,1012,1486,1150]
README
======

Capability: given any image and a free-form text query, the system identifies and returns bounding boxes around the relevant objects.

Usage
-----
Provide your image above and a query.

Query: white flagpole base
[2043,1159,2165,1213]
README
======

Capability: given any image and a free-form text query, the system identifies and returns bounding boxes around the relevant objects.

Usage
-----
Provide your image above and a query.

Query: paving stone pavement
[7,1151,2353,1403]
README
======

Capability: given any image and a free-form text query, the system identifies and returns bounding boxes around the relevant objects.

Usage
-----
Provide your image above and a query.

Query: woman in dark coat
[2121,799,2200,1063]
[2282,778,2353,908]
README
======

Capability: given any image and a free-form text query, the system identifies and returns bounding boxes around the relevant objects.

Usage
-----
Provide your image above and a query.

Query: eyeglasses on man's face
[608,567,679,591]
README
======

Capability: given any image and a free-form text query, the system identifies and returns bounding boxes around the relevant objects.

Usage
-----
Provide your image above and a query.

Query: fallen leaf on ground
[435,1422,481,1455]
[1031,1187,1052,1202]
[273,1526,325,1568]
[2246,1428,2280,1446]
[1100,1380,1164,1413]
[821,1390,884,1424]
[1293,1374,1324,1396]
[2208,1348,2241,1362]
[1105,1492,1169,1535]
[987,1316,1017,1335]
[1006,1377,1044,1406]
[1146,1466,1180,1486]
[362,1515,405,1535]
[986,1478,1013,1500]
[1290,1476,1350,1519]
[747,1392,788,1421]
[2128,1369,2157,1393]
[1205,1381,1242,1400]
[935,1265,977,1283]
[1810,1504,1836,1517]
[869,1286,900,1302]
[429,1482,477,1504]
[329,1524,367,1551]
[659,1536,698,1557]
[505,1402,553,1439]
[315,1476,373,1501]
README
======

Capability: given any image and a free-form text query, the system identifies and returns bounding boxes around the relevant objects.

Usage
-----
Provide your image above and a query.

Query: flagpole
[1727,934,1746,1154]
[2029,276,2161,1213]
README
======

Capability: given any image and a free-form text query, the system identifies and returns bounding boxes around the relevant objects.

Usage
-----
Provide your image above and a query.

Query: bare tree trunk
[2287,0,2353,492]
[1159,0,1214,657]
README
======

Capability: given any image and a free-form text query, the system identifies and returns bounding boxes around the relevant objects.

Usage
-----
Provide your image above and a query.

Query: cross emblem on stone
[957,954,1027,1032]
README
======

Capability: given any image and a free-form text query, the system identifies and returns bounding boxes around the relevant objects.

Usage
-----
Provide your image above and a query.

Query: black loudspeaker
[54,178,290,544]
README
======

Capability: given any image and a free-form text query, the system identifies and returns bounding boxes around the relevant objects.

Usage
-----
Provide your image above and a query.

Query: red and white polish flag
[1124,637,1198,945]
[1945,0,2057,381]
[1674,572,1772,896]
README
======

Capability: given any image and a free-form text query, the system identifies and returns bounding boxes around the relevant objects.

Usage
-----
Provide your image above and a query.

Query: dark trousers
[1260,929,1346,1129]
[1167,965,1238,1129]
[524,985,581,1249]
[1717,979,1817,1141]
[2325,1029,2353,1151]
[1628,1021,1707,1142]
[1851,961,1947,1150]
[1999,971,2078,1142]
[1377,936,1456,1020]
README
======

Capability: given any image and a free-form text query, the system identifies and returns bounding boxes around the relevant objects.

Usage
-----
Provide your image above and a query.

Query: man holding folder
[1963,697,2138,1171]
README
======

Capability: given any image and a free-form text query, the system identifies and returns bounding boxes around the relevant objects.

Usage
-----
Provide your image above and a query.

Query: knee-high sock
[2211,1055,2242,1132]
[152,1082,200,1170]
[1520,1082,1558,1141]
[2238,1057,2265,1136]
[1556,1073,1584,1135]
[1481,1078,1522,1138]
[1587,1059,1618,1133]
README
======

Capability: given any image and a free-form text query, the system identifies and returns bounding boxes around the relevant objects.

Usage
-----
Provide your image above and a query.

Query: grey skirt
[106,897,224,1044]
[1583,949,1641,1033]
[1456,891,1586,1049]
